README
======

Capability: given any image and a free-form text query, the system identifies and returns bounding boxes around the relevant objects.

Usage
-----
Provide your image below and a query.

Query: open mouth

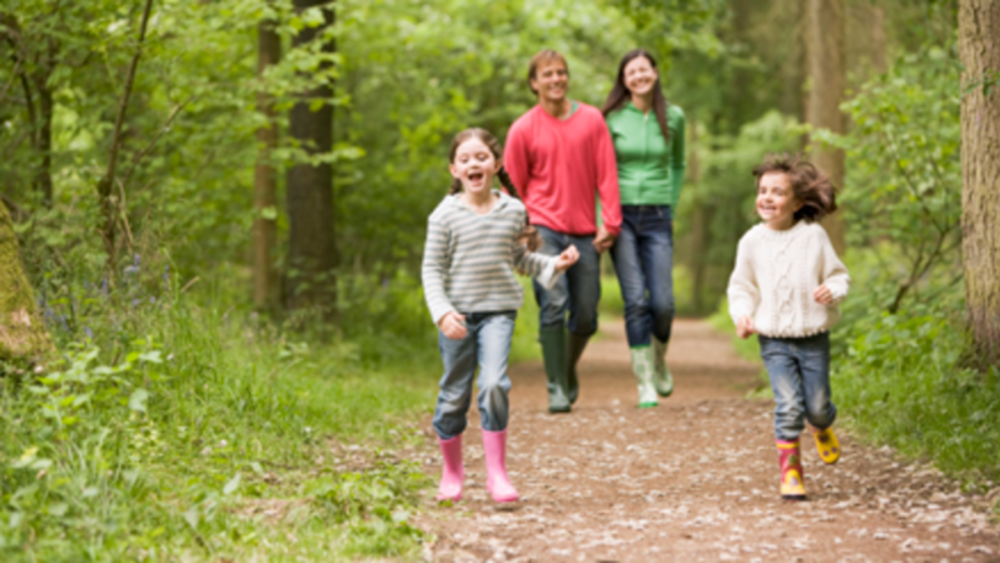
[467,171,484,183]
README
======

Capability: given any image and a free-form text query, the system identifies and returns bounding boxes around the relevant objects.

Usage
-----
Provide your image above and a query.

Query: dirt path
[417,319,1000,562]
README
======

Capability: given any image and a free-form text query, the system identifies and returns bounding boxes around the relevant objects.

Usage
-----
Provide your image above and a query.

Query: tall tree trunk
[253,16,280,311]
[684,117,708,313]
[959,0,1000,367]
[0,201,53,364]
[804,0,846,255]
[286,0,337,317]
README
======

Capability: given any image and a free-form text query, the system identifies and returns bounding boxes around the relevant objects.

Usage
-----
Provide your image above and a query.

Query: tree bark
[0,200,53,364]
[804,0,846,255]
[286,0,337,318]
[959,0,1000,367]
[253,16,280,311]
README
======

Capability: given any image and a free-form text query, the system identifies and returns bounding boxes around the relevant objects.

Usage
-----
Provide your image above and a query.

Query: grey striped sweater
[422,191,559,323]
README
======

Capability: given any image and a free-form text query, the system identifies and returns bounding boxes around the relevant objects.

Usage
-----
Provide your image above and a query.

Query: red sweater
[504,103,622,237]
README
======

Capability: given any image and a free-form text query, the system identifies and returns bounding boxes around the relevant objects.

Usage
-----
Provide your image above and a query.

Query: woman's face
[756,172,803,230]
[623,56,658,98]
[450,137,500,197]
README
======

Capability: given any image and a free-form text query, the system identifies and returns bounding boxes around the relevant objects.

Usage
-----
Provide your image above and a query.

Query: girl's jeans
[432,311,516,440]
[610,205,675,347]
[759,331,838,441]
[532,226,601,335]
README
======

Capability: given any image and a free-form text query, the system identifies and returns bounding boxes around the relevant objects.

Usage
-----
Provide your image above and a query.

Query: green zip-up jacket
[605,102,686,208]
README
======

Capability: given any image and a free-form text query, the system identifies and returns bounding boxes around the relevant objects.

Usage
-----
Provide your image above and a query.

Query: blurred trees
[0,0,988,347]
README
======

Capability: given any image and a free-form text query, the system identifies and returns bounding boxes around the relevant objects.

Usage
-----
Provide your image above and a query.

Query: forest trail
[417,319,1000,562]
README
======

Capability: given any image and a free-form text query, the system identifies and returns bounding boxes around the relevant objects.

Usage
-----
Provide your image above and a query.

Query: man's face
[530,58,569,104]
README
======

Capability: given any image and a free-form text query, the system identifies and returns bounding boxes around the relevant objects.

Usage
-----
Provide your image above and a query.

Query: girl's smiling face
[756,171,803,230]
[449,137,500,197]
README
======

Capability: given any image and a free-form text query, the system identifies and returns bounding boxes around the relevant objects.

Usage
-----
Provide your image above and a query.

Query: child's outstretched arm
[421,217,466,340]
[727,235,760,339]
[512,240,578,290]
[813,229,850,306]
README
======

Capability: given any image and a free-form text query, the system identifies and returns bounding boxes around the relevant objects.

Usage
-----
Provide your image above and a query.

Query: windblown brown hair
[752,153,838,222]
[600,49,670,143]
[448,128,542,251]
[527,49,568,96]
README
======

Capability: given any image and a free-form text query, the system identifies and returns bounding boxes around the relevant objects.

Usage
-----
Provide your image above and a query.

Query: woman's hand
[813,284,833,305]
[736,315,755,339]
[437,311,467,340]
[554,245,580,271]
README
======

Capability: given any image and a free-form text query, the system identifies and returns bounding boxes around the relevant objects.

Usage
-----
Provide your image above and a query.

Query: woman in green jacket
[601,49,686,408]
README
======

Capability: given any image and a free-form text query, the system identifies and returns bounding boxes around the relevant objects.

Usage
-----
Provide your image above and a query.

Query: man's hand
[437,311,467,340]
[554,245,580,271]
[593,226,616,253]
[736,315,755,339]
[813,284,833,305]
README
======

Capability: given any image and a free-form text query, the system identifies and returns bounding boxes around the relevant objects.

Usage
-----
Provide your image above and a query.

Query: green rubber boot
[566,332,589,405]
[539,326,571,413]
[630,346,659,408]
[652,336,674,398]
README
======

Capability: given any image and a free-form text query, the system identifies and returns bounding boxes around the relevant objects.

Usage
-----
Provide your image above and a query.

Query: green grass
[0,276,440,561]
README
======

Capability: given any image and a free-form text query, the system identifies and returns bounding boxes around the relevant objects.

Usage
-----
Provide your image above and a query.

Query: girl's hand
[813,284,834,305]
[437,311,467,340]
[736,315,755,339]
[554,245,580,271]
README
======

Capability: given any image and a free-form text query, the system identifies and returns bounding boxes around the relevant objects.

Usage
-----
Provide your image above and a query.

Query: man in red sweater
[505,49,622,413]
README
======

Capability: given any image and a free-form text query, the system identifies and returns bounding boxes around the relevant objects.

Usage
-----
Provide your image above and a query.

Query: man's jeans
[532,226,601,335]
[759,332,837,441]
[432,311,516,440]
[610,205,675,347]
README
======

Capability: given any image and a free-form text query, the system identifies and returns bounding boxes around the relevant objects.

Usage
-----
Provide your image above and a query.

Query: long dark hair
[447,128,541,251]
[600,49,670,143]
[752,153,838,222]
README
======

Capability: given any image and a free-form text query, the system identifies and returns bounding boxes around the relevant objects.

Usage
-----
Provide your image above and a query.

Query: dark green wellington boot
[566,332,590,405]
[539,326,571,413]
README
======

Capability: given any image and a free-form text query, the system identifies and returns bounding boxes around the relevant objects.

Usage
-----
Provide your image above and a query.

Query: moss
[0,201,53,363]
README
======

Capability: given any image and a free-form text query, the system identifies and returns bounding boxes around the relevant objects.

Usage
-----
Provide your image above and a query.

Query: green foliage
[815,44,962,315]
[0,282,438,560]
[833,309,1000,485]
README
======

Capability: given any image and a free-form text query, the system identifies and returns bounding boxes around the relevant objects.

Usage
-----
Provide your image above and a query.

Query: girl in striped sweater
[422,128,579,503]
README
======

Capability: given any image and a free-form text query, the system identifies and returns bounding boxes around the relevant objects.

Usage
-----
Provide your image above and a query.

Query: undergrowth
[1,266,440,561]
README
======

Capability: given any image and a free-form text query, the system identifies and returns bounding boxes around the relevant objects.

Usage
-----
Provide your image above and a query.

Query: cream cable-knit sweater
[727,221,850,338]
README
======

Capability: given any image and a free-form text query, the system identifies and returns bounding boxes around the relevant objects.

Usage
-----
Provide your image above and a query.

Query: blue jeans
[759,332,837,441]
[610,205,675,347]
[532,226,601,335]
[432,311,516,440]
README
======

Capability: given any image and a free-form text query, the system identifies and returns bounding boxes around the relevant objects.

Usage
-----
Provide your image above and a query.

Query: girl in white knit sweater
[727,154,850,501]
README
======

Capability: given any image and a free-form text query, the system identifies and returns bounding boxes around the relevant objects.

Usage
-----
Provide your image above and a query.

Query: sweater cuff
[430,304,457,326]
[825,280,849,304]
[535,261,563,291]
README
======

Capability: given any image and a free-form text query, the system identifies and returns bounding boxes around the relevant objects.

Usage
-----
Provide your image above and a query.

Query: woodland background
[0,0,998,559]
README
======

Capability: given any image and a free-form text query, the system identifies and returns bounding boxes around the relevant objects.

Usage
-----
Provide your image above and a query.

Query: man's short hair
[527,49,568,95]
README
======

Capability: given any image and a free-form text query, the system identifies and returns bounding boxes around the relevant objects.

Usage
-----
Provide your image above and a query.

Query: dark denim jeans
[432,311,517,440]
[759,331,837,441]
[532,226,601,336]
[610,205,675,347]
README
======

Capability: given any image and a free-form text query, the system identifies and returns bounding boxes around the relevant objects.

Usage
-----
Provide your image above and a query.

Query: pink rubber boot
[436,434,463,502]
[481,429,519,503]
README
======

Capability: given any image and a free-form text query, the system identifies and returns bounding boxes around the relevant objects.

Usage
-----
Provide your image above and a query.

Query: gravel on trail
[415,319,1000,563]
